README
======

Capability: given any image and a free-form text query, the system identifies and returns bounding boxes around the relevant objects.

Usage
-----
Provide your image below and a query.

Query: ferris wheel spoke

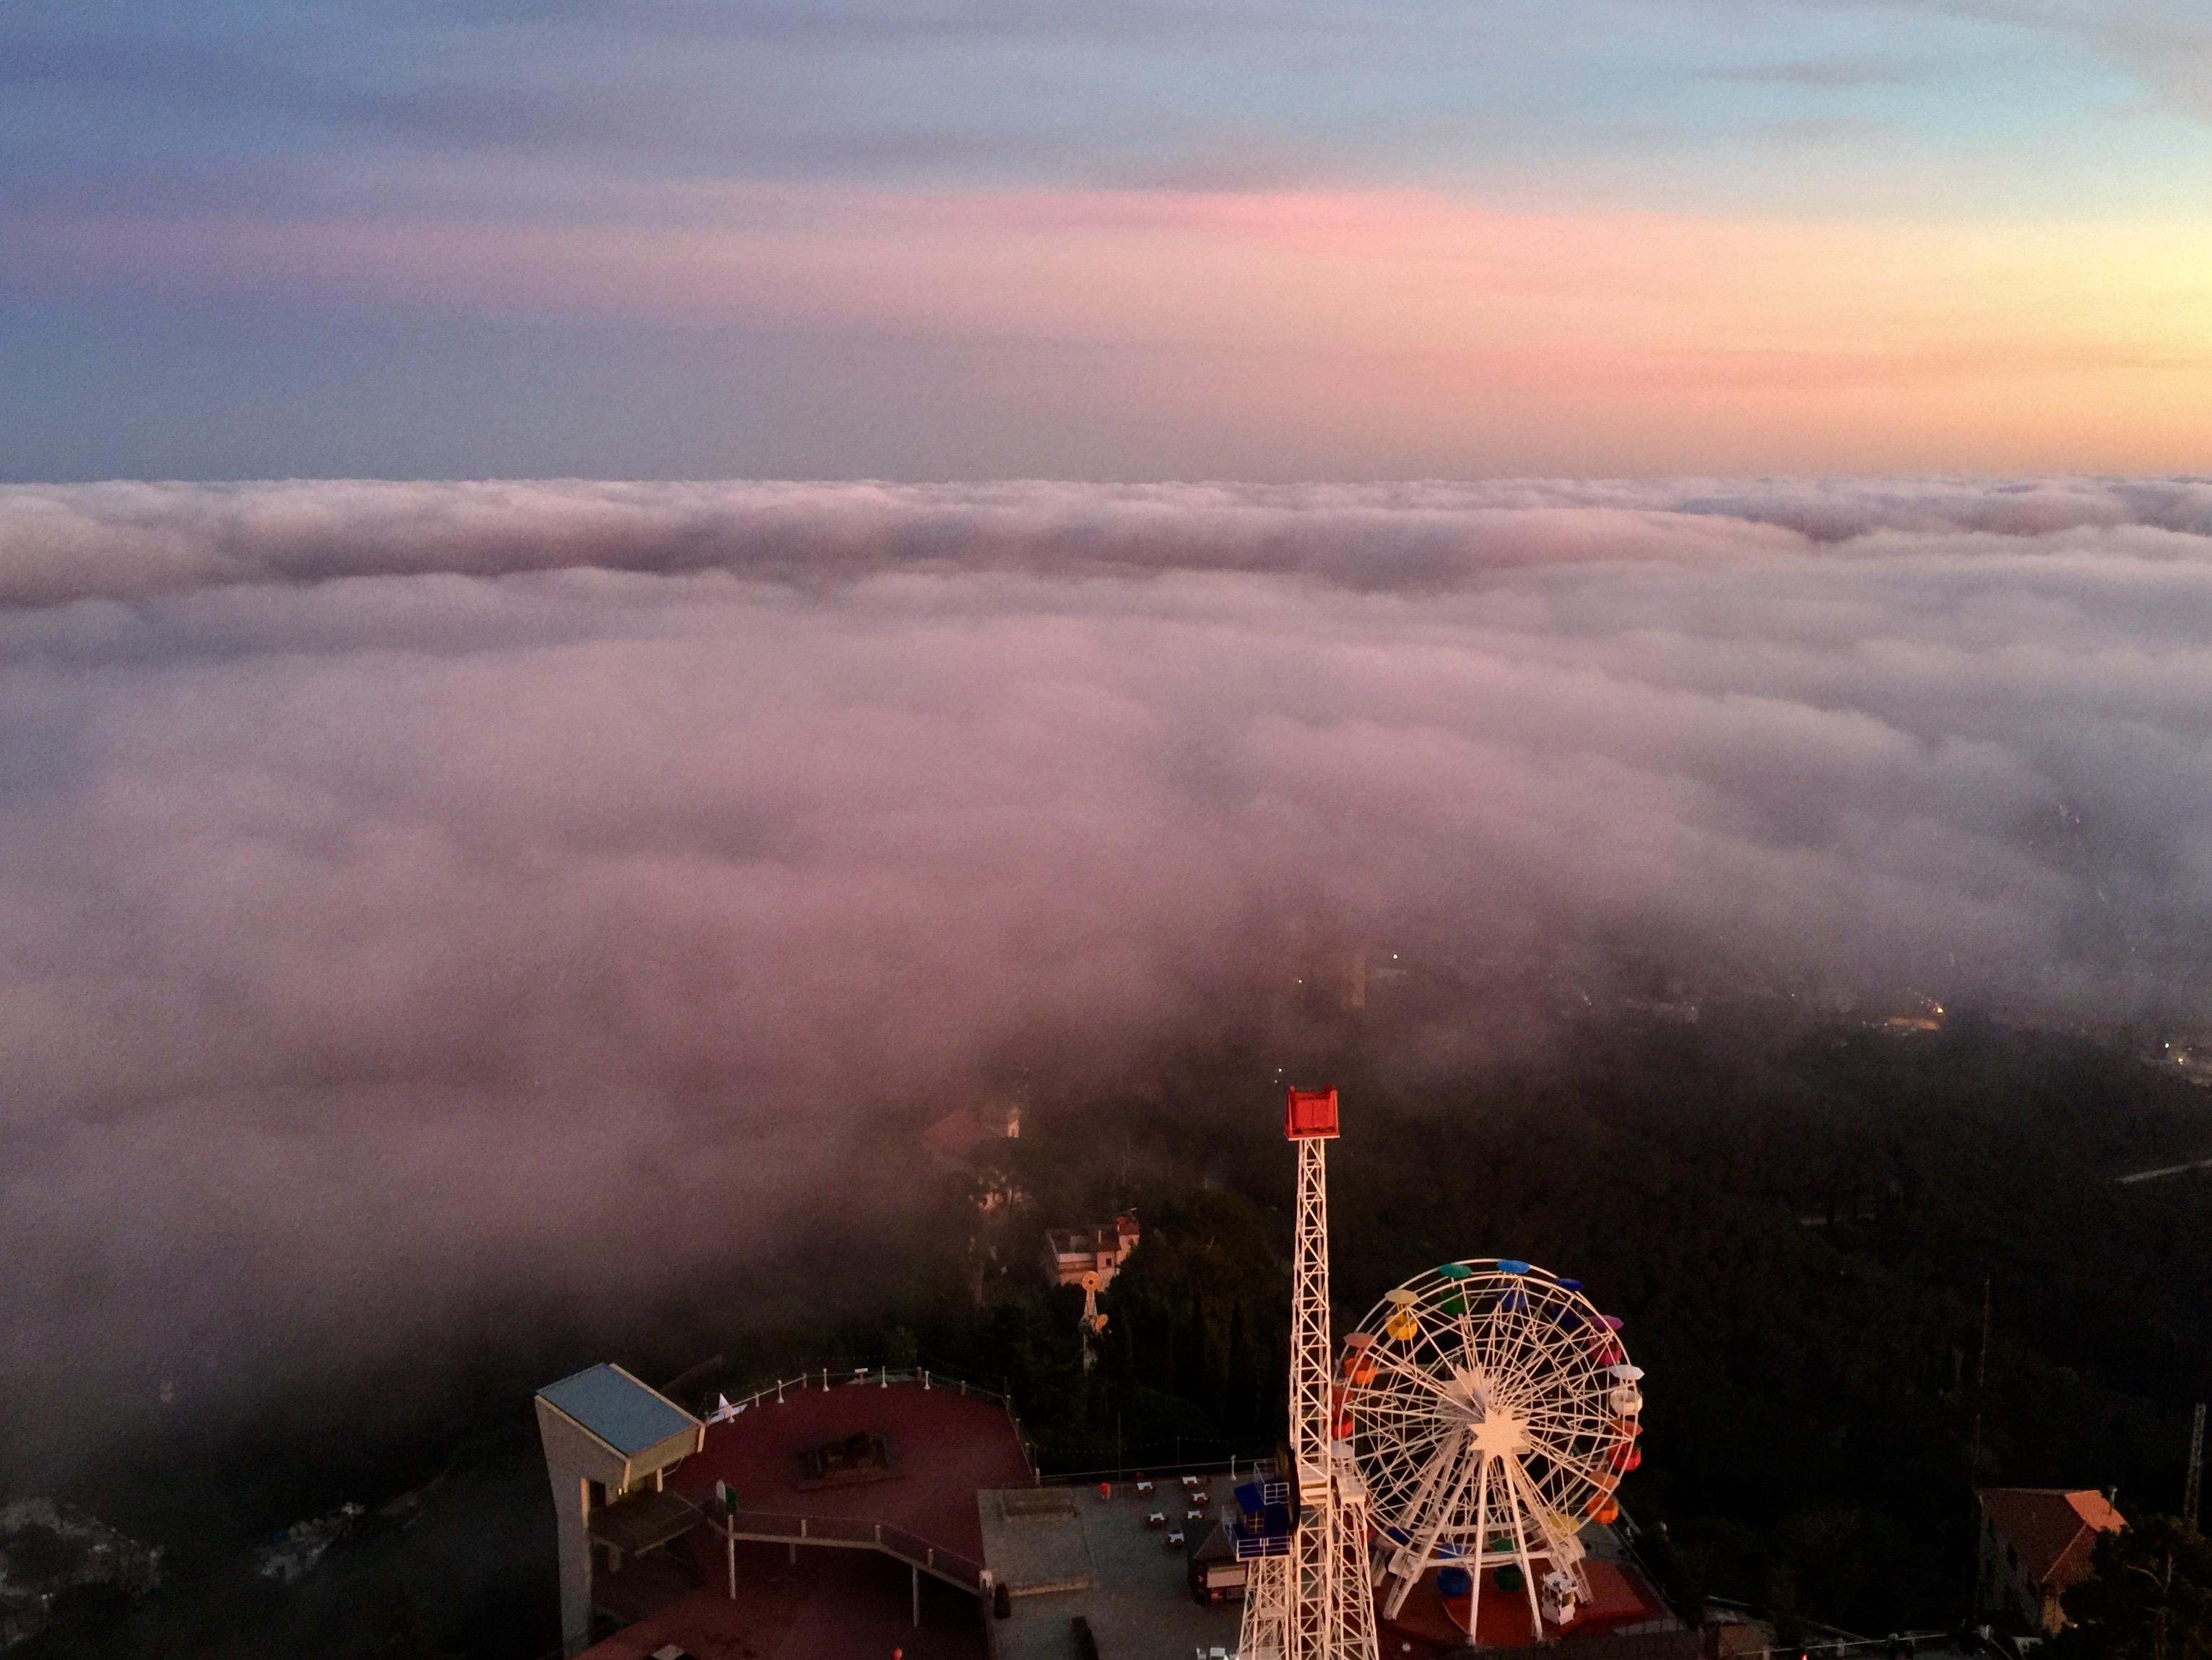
[1500,1294,1557,1380]
[1358,1339,1465,1412]
[1473,1292,1514,1371]
[1519,1427,1605,1485]
[1496,1453,1551,1630]
[1520,1411,1606,1463]
[1392,1423,1472,1537]
[1397,1440,1486,1582]
[1520,1400,1609,1437]
[1506,1303,1560,1388]
[1454,1300,1480,1376]
[1379,1436,1488,1620]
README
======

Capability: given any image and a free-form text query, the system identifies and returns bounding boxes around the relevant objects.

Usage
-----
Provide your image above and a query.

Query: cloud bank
[6,475,2212,1473]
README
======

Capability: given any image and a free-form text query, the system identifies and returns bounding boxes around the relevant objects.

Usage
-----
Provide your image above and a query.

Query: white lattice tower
[1234,1087,1379,1660]
[1240,1548,1291,1660]
[1330,1443,1381,1658]
[1289,1124,1335,1516]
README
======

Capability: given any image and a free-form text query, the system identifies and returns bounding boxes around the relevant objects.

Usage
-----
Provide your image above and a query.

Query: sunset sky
[6,0,2211,479]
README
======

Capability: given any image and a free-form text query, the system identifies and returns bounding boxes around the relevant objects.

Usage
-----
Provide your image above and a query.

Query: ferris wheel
[1344,1259,1644,1635]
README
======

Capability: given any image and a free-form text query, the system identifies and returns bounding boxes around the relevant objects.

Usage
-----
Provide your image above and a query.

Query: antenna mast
[2187,1402,2205,1529]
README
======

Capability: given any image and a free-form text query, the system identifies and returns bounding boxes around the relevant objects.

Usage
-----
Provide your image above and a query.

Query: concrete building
[1041,1216,1140,1290]
[1976,1487,2125,1635]
[535,1364,707,1656]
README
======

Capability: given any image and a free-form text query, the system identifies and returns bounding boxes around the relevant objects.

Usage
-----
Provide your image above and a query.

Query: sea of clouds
[5,474,2212,1472]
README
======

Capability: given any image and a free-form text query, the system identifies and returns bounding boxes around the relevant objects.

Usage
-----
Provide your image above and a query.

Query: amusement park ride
[1078,1269,1108,1373]
[1236,1087,1645,1657]
[1234,1086,1379,1660]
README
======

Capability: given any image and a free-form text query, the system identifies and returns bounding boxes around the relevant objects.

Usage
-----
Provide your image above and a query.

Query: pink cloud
[5,475,2212,1471]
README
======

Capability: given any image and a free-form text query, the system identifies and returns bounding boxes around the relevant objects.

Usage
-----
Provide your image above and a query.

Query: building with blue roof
[534,1363,706,1656]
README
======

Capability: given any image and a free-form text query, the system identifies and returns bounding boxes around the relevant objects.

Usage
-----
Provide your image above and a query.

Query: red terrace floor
[584,1539,987,1660]
[579,1379,1031,1660]
[672,1378,1032,1560]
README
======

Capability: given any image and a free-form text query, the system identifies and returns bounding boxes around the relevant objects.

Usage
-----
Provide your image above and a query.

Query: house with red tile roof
[921,1100,1021,1171]
[1976,1487,2125,1635]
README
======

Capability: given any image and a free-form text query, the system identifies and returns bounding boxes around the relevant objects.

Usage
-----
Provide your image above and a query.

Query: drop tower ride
[1236,1087,1381,1660]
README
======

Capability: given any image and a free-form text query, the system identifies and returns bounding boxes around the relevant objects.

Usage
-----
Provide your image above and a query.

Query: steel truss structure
[1237,1088,1380,1660]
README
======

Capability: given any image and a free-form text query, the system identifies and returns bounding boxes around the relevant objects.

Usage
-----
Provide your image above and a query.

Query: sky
[6,475,2212,1471]
[5,0,2212,479]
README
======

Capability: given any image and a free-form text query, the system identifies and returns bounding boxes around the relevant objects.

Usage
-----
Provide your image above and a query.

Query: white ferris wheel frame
[1346,1258,1642,1633]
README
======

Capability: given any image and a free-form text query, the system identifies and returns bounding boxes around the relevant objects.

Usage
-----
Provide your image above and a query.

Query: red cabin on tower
[1284,1087,1340,1141]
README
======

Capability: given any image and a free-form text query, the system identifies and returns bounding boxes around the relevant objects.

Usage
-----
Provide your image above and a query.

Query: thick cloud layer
[5,476,2212,1473]
[9,476,2212,607]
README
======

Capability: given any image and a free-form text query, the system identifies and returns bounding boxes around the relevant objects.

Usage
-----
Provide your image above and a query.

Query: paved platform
[978,1488,1095,1594]
[981,1484,1243,1660]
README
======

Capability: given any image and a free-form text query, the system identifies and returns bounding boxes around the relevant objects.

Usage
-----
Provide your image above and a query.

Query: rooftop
[1979,1487,2126,1591]
[539,1364,701,1459]
[1044,1220,1138,1253]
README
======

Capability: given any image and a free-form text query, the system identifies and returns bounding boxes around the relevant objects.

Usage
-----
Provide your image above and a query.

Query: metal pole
[2187,1402,2206,1528]
[1967,1275,1991,1477]
[727,1519,736,1601]
[1964,1276,1993,1626]
[912,1563,921,1627]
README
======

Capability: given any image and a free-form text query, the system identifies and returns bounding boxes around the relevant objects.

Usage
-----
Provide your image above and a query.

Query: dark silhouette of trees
[2055,1517,2212,1660]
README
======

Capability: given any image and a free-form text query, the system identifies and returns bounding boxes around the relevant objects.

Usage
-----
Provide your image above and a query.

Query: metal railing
[711,1364,1012,1417]
[1031,1455,1281,1492]
[716,1507,986,1592]
[1732,1634,1948,1660]
[706,1362,1040,1480]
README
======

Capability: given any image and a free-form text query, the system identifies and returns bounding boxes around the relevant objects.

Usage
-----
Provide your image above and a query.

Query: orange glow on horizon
[18,186,2212,473]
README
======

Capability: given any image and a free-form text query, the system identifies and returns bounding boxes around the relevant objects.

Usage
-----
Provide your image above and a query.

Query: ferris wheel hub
[1467,1407,1530,1456]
